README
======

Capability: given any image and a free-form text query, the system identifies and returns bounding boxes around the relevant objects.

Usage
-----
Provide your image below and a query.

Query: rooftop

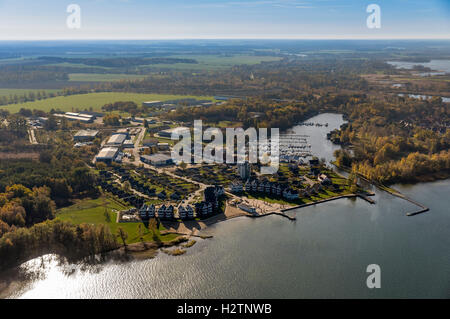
[96,147,119,159]
[158,126,190,136]
[107,134,127,145]
[141,153,172,162]
[74,129,99,137]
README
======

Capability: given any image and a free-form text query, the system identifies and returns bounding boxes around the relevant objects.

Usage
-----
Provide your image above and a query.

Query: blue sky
[0,0,448,40]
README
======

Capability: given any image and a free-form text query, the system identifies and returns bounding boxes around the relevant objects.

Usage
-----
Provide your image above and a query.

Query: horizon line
[0,37,449,41]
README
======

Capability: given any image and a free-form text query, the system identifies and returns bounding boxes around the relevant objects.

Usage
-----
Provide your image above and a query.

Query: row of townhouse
[139,202,217,220]
[231,180,285,196]
[194,201,214,217]
[230,179,318,201]
[178,205,195,219]
[139,204,174,220]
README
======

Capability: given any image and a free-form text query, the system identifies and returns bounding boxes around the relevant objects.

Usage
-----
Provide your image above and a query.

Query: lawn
[2,92,215,113]
[56,196,178,244]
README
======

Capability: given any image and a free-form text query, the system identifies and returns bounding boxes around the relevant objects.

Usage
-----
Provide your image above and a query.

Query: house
[158,205,166,218]
[244,181,251,192]
[318,174,331,185]
[214,185,225,197]
[170,192,181,200]
[251,180,258,192]
[139,204,155,219]
[178,205,194,220]
[230,182,243,193]
[283,188,299,200]
[186,205,194,218]
[204,186,217,202]
[264,182,272,193]
[195,201,213,217]
[157,190,167,199]
[178,206,187,219]
[165,205,174,219]
[257,181,264,192]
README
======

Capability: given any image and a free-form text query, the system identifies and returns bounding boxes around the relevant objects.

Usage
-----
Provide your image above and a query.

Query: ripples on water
[2,114,450,299]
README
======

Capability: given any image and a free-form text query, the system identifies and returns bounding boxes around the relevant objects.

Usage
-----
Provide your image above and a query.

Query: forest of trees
[167,92,449,185]
[0,219,118,270]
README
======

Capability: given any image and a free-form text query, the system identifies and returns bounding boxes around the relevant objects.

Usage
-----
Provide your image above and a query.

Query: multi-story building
[237,161,251,180]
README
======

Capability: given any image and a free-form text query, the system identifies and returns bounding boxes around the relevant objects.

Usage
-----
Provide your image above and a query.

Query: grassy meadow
[56,196,178,244]
[68,73,148,82]
[1,92,215,113]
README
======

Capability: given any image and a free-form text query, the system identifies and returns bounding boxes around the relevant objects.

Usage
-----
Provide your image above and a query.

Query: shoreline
[333,163,430,216]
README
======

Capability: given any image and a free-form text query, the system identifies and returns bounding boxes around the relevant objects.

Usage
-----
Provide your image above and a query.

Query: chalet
[230,182,243,193]
[139,204,156,219]
[170,192,181,200]
[165,205,174,219]
[158,205,166,218]
[158,191,167,199]
[178,205,187,219]
[195,202,213,217]
[178,205,194,219]
[251,180,258,192]
[318,174,331,185]
[283,188,299,200]
[214,185,225,197]
[257,182,264,192]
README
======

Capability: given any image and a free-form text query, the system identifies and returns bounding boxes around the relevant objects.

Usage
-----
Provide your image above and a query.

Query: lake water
[2,113,450,299]
[387,60,450,75]
[397,94,450,103]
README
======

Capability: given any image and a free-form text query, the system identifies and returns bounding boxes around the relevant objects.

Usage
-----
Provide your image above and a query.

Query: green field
[68,73,148,82]
[1,92,215,113]
[56,196,178,244]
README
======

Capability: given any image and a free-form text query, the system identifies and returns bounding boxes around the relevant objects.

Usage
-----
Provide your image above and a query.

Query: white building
[106,134,127,147]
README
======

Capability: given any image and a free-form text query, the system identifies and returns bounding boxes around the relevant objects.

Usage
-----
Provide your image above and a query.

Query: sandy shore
[160,204,252,237]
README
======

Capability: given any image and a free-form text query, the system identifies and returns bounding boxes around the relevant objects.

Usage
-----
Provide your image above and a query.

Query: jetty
[249,211,296,221]
[332,164,429,216]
